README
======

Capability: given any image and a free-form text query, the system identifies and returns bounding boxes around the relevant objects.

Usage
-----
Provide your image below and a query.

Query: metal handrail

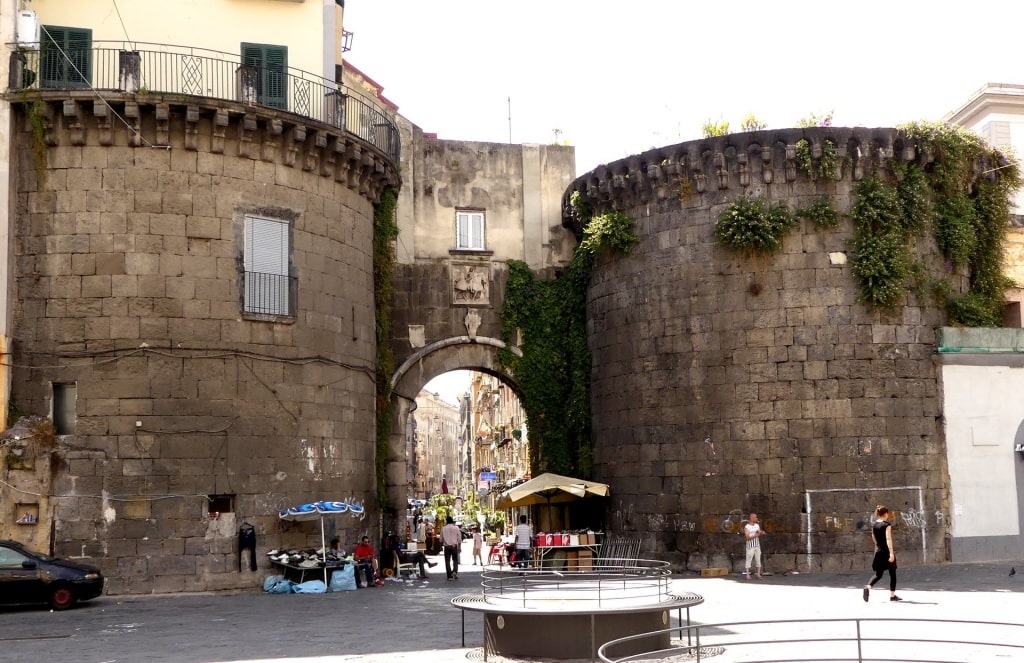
[480,559,673,609]
[6,40,400,162]
[597,617,1024,663]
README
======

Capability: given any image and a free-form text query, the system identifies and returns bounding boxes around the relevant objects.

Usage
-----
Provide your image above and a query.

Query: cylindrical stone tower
[5,92,397,594]
[568,127,969,573]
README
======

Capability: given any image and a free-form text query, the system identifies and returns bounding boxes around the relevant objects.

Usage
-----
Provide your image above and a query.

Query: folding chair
[487,543,506,566]
[392,550,416,578]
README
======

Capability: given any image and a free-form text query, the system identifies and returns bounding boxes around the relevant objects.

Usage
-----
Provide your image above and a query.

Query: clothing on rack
[239,523,257,571]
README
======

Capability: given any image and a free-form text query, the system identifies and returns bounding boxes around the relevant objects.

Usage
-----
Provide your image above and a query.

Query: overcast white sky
[344,0,1024,175]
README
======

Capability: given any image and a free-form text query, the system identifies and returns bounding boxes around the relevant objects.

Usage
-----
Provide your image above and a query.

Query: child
[472,525,484,565]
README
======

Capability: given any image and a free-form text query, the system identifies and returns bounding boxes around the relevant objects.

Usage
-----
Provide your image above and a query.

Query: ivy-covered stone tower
[564,126,1017,572]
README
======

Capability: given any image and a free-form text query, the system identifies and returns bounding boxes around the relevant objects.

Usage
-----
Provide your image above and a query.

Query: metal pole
[590,612,596,663]
[695,624,701,662]
[856,619,863,663]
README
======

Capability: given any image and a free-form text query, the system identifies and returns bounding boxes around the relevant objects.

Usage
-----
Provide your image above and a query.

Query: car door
[0,544,45,605]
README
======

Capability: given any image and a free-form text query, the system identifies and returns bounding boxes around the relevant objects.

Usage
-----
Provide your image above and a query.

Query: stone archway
[384,336,520,524]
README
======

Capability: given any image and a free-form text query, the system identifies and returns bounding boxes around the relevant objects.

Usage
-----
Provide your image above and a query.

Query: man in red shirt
[353,536,376,588]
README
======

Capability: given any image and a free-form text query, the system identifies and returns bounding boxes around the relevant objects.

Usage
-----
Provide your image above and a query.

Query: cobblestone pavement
[1,549,1021,663]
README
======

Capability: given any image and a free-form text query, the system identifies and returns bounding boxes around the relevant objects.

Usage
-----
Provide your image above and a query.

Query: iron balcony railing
[7,41,400,162]
[243,271,297,317]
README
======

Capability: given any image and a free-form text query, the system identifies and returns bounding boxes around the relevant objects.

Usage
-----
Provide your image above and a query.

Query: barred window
[244,215,292,316]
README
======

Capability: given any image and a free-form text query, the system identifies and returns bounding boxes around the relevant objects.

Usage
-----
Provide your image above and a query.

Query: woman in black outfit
[863,505,902,602]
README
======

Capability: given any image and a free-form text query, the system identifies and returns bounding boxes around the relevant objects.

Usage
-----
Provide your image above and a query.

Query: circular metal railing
[479,558,675,610]
[597,617,1024,663]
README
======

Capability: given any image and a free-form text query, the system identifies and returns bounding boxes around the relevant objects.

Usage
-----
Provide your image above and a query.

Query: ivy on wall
[373,188,399,507]
[714,122,1020,325]
[500,195,637,478]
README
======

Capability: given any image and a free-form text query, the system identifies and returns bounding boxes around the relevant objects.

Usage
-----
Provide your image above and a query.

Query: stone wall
[569,127,954,573]
[3,93,396,594]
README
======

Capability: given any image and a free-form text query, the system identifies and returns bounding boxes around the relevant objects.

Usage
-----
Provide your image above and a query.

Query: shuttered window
[40,25,91,89]
[456,211,485,250]
[244,216,291,315]
[241,42,288,110]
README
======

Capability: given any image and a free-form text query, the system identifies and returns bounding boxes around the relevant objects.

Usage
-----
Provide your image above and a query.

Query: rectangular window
[456,211,485,250]
[244,215,292,316]
[207,494,235,516]
[241,42,288,110]
[52,382,76,435]
[40,25,91,89]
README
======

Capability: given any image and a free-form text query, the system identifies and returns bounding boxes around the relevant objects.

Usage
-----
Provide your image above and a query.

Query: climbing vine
[711,122,1018,325]
[846,122,1020,322]
[373,187,399,506]
[26,99,48,185]
[500,195,636,478]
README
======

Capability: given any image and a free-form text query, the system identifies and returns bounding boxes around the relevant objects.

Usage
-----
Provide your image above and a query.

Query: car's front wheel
[49,584,76,610]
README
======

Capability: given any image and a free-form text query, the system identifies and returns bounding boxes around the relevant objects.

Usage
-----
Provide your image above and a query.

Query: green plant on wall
[701,118,730,138]
[740,113,767,132]
[710,121,1017,325]
[26,99,48,184]
[500,193,636,478]
[796,197,841,229]
[845,122,1019,321]
[794,138,841,180]
[715,197,797,257]
[373,188,399,507]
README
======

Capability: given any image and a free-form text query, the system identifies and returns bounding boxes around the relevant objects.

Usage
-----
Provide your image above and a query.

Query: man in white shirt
[744,513,763,579]
[514,515,533,568]
[440,516,463,580]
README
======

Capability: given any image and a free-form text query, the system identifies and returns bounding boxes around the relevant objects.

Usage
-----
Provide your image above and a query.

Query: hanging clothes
[239,523,257,571]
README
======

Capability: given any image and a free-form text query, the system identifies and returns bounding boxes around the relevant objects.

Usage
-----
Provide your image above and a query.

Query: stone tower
[567,127,965,572]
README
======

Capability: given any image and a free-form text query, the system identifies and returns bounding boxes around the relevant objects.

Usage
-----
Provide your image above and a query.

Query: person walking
[440,516,463,580]
[472,525,484,566]
[863,505,902,602]
[743,513,763,579]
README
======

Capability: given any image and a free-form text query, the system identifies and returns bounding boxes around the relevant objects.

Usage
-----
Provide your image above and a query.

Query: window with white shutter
[456,211,485,250]
[244,215,292,315]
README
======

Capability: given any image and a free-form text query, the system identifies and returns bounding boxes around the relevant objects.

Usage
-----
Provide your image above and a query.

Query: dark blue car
[0,539,104,610]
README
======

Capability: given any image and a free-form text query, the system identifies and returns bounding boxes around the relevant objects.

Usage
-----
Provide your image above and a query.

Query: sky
[422,369,472,405]
[343,0,1024,176]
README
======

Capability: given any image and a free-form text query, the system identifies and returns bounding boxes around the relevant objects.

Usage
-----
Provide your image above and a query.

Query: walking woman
[863,505,902,602]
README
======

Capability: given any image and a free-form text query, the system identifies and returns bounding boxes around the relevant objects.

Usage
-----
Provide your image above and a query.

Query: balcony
[7,41,400,163]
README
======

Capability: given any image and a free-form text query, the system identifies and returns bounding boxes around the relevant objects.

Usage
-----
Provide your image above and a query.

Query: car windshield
[13,544,53,561]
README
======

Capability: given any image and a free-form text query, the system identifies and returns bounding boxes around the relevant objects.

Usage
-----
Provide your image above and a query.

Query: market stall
[495,473,609,567]
[276,500,365,584]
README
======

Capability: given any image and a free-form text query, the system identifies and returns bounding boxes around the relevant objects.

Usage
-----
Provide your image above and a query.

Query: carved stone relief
[451,262,490,306]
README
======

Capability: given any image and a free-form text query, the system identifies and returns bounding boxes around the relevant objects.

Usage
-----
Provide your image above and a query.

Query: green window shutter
[40,26,91,89]
[240,42,288,110]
